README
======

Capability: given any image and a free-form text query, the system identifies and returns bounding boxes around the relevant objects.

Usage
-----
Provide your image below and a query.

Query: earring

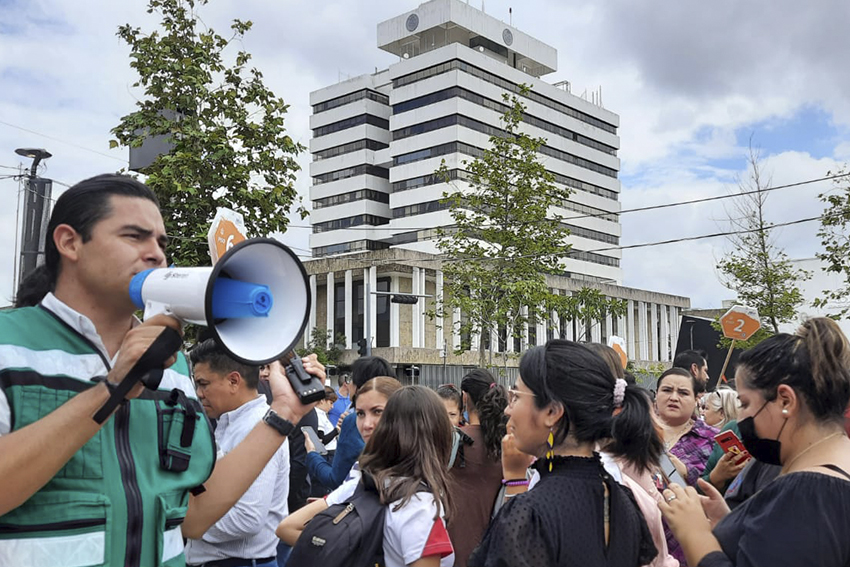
[546,430,555,472]
[782,408,789,416]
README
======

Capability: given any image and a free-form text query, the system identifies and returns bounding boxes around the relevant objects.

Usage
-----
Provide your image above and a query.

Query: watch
[262,408,295,437]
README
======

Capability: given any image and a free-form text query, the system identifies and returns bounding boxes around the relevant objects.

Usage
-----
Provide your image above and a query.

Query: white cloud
[0,0,847,311]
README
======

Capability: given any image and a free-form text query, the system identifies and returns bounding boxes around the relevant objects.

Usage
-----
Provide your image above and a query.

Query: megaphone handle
[92,327,183,424]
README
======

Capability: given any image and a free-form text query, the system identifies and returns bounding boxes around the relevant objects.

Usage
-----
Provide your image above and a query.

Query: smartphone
[301,426,327,455]
[714,430,750,463]
[283,352,327,405]
[657,451,687,488]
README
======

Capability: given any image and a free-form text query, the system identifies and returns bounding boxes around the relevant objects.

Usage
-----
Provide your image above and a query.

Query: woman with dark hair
[436,383,464,427]
[469,340,657,567]
[447,369,508,567]
[586,344,677,567]
[661,317,850,566]
[280,385,456,567]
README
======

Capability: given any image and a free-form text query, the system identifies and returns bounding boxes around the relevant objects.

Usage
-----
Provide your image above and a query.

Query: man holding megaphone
[0,174,323,567]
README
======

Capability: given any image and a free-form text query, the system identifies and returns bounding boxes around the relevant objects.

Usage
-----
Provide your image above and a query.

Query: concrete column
[390,275,400,347]
[591,317,601,343]
[308,275,317,348]
[536,304,546,346]
[452,306,461,351]
[669,306,679,350]
[551,290,561,340]
[650,302,659,361]
[344,270,352,349]
[436,270,444,353]
[627,299,636,359]
[521,306,529,351]
[369,266,377,348]
[363,268,369,342]
[638,301,649,361]
[658,304,669,361]
[326,272,334,347]
[419,269,427,348]
[617,313,627,342]
[604,312,613,343]
[412,267,421,348]
[505,310,515,353]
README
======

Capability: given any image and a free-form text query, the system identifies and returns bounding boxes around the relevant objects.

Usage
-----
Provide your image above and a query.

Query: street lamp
[15,148,53,293]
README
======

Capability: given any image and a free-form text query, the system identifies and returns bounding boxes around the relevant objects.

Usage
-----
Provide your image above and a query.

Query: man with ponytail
[0,174,320,567]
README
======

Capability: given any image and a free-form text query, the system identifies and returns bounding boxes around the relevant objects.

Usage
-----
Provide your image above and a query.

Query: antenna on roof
[509,7,512,26]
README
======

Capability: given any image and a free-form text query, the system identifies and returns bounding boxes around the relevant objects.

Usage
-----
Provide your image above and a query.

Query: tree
[111,0,305,268]
[296,327,346,367]
[715,144,809,345]
[555,287,627,343]
[434,90,622,366]
[815,167,850,319]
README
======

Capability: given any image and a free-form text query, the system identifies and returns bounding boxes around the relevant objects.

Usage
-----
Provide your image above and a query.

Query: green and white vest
[0,305,216,567]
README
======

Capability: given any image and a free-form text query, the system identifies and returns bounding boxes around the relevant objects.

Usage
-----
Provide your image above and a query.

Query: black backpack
[287,471,388,567]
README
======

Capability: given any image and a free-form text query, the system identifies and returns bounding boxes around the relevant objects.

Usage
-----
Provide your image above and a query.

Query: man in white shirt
[186,339,290,567]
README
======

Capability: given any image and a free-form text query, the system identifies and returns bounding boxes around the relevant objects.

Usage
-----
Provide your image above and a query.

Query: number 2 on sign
[734,319,745,334]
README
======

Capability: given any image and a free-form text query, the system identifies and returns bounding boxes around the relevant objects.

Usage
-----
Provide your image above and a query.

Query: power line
[282,172,848,231]
[0,120,127,163]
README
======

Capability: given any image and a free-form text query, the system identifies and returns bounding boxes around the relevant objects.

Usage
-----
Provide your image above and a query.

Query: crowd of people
[1,173,849,567]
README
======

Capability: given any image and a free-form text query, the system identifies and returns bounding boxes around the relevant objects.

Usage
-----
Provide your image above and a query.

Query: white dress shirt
[184,395,290,563]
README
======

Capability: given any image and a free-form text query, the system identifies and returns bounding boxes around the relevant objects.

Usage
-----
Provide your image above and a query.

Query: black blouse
[468,454,657,567]
[700,469,850,567]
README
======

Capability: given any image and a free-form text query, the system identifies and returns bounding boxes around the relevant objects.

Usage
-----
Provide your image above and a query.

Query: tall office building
[304,0,689,376]
[309,0,621,284]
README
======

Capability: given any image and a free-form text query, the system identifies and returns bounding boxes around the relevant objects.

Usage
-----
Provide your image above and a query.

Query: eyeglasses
[507,388,536,407]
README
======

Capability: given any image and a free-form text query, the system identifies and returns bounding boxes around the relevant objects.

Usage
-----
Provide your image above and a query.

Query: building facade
[304,0,689,377]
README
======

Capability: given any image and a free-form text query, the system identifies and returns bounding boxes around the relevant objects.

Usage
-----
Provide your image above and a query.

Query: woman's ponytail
[609,384,663,473]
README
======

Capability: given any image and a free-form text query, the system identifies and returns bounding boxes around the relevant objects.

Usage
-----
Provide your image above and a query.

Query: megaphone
[129,238,310,366]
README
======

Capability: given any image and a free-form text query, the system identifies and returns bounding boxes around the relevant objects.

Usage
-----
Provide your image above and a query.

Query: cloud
[0,0,847,313]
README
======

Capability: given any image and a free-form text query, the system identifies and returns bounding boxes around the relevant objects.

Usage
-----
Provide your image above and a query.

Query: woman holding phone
[661,317,850,566]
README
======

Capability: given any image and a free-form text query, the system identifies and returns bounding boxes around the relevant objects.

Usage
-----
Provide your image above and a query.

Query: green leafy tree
[815,167,850,319]
[435,90,622,366]
[716,144,809,347]
[296,327,346,367]
[554,287,627,343]
[111,0,305,267]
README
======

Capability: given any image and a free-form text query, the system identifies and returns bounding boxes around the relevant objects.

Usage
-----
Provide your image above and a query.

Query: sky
[1,0,848,312]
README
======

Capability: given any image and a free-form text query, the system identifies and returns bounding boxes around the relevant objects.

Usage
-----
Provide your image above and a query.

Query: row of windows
[392,169,470,193]
[313,189,390,209]
[312,239,390,257]
[567,249,620,267]
[392,114,618,178]
[392,140,617,200]
[312,89,389,114]
[313,214,390,233]
[562,223,619,245]
[560,201,619,223]
[313,139,388,161]
[393,141,482,167]
[392,59,617,134]
[313,114,389,138]
[312,164,389,185]
[392,199,450,218]
[393,86,617,156]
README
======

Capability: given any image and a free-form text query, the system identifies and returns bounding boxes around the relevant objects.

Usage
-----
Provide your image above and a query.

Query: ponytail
[14,264,56,307]
[461,368,508,461]
[608,384,664,472]
[477,384,508,461]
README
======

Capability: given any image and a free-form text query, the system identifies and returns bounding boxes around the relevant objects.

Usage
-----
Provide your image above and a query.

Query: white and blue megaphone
[129,238,310,365]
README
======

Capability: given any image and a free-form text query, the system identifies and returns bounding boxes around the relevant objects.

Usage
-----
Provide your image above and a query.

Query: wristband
[501,478,530,487]
[263,408,295,437]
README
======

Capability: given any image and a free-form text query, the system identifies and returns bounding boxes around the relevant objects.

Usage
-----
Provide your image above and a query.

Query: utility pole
[15,148,52,294]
